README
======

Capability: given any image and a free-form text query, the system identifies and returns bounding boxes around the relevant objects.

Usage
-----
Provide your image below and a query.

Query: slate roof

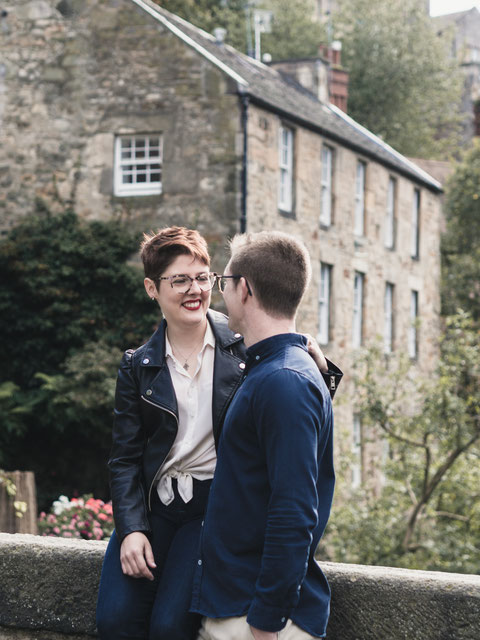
[432,7,480,49]
[131,0,442,192]
[432,7,479,30]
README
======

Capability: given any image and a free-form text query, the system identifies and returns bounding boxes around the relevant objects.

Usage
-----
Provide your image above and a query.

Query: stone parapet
[0,533,479,639]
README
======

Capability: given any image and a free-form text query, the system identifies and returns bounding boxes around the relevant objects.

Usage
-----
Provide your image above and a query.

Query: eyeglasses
[217,275,253,296]
[158,272,217,294]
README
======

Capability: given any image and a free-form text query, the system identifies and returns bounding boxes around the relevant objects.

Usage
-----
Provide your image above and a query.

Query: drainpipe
[239,91,249,233]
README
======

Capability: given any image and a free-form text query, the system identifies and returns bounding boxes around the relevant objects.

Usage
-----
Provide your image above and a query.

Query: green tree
[320,312,480,573]
[333,0,463,158]
[259,0,325,61]
[156,0,326,59]
[0,208,158,508]
[442,142,480,321]
[156,0,248,51]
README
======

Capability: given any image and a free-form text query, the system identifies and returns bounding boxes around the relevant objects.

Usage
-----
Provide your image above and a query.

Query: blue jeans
[96,478,211,640]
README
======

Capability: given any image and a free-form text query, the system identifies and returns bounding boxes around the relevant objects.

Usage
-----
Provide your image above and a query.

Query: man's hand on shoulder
[249,626,278,640]
[120,531,156,580]
[304,333,328,373]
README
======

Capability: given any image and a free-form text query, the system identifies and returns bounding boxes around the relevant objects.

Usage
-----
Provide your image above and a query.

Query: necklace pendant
[183,362,189,371]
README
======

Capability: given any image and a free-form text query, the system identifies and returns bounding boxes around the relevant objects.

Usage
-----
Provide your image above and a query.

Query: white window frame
[352,414,362,488]
[385,177,396,249]
[354,160,366,236]
[320,145,333,227]
[353,271,364,348]
[409,290,419,359]
[278,125,294,212]
[318,263,332,345]
[384,282,394,354]
[411,188,421,258]
[114,134,163,197]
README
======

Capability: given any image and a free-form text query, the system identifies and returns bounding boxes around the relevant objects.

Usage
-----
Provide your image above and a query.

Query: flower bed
[38,495,114,540]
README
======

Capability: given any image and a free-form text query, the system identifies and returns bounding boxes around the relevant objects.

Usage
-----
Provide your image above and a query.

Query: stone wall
[0,0,242,267]
[1,533,479,640]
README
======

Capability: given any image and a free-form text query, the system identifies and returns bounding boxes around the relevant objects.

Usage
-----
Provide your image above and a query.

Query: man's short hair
[229,231,311,318]
[140,226,210,286]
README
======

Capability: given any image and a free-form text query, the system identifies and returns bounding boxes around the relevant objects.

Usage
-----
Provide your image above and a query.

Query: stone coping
[1,533,479,639]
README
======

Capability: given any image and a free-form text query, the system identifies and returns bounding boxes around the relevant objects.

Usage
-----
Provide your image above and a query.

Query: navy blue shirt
[191,333,335,637]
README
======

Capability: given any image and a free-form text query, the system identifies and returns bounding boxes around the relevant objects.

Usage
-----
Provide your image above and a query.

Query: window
[320,145,333,227]
[411,188,420,258]
[352,414,362,488]
[384,282,394,354]
[318,263,332,345]
[474,100,480,137]
[385,177,396,249]
[278,125,294,213]
[114,135,163,196]
[409,290,419,359]
[354,160,366,236]
[353,271,364,348]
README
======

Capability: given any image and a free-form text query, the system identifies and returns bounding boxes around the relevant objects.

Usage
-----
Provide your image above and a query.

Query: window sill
[354,236,366,248]
[278,207,296,220]
[114,187,163,197]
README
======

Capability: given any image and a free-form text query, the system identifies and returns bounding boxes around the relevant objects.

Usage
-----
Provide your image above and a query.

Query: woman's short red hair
[140,226,210,285]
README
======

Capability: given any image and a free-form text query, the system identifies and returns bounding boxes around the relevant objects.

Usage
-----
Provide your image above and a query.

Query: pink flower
[53,527,60,534]
[63,531,73,538]
[97,513,109,521]
[86,498,101,513]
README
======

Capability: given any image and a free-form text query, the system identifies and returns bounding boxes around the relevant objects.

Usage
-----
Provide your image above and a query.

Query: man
[191,231,336,640]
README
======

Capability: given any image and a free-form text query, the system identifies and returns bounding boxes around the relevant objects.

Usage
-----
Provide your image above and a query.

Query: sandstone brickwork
[0,0,242,269]
[245,102,442,474]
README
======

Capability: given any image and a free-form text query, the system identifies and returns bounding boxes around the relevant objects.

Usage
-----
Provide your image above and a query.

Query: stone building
[0,0,443,488]
[433,7,480,143]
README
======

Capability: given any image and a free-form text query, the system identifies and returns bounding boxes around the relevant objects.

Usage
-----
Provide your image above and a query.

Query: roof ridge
[129,0,248,86]
[128,0,442,192]
[327,104,442,190]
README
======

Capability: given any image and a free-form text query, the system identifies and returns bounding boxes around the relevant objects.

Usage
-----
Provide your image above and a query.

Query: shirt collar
[245,333,307,371]
[165,321,215,360]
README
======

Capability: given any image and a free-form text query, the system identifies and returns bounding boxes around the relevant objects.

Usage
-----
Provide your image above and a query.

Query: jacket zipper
[141,395,179,510]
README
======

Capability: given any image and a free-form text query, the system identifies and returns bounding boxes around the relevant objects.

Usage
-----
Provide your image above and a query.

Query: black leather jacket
[108,309,343,542]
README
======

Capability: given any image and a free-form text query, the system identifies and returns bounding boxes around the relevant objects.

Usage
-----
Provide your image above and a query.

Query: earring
[151,297,155,301]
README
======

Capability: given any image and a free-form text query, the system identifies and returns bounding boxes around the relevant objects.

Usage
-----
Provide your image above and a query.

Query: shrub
[0,208,158,509]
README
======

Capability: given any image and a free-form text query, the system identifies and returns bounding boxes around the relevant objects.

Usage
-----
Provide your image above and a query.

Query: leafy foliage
[155,0,326,59]
[333,0,462,158]
[320,313,480,572]
[155,0,248,51]
[442,142,480,321]
[0,209,158,509]
[258,0,326,61]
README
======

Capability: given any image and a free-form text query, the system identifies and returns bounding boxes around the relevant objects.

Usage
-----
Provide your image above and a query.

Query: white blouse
[156,322,216,506]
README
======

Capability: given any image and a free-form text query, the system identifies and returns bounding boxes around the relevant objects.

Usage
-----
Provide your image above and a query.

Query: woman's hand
[304,333,328,373]
[120,531,157,580]
[249,627,277,640]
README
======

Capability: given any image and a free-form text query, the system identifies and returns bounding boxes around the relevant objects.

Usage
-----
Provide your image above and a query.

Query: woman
[96,226,342,640]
